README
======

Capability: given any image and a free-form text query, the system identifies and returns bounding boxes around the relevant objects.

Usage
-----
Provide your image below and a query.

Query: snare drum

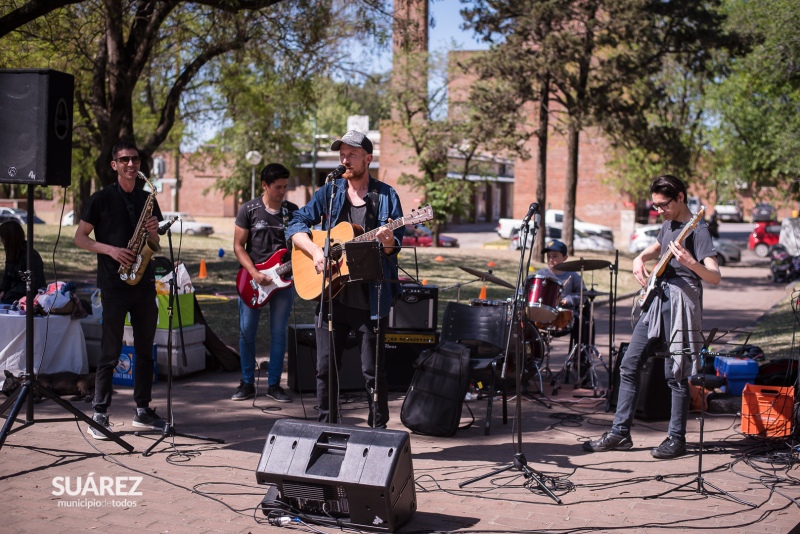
[524,275,562,323]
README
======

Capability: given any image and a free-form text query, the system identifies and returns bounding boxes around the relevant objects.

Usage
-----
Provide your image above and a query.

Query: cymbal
[459,266,515,290]
[583,288,609,299]
[553,258,612,272]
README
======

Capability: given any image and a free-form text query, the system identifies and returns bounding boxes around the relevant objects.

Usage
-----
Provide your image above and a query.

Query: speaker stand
[0,187,133,452]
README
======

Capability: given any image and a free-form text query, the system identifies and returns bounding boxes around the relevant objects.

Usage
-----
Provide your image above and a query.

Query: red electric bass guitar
[236,248,292,309]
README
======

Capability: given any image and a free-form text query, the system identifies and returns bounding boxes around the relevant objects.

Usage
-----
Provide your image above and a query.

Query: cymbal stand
[550,262,586,395]
[460,212,562,504]
[440,278,482,303]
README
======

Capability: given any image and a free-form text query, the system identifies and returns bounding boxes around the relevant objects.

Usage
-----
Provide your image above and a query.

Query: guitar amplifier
[384,330,439,391]
[389,284,438,331]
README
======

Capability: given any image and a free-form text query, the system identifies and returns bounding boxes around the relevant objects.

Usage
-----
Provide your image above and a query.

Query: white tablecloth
[0,314,89,387]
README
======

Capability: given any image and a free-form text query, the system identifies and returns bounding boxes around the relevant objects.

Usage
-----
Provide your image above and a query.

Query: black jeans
[94,285,158,412]
[314,302,388,427]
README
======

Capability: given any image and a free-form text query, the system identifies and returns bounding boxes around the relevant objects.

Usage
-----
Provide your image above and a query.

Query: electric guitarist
[584,175,720,460]
[287,130,404,428]
[231,163,299,403]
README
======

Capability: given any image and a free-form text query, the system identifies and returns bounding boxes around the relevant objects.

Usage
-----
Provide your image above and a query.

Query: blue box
[722,358,758,396]
[113,345,158,386]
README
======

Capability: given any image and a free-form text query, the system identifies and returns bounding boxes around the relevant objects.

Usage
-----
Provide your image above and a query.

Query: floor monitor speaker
[256,419,416,532]
[0,69,74,187]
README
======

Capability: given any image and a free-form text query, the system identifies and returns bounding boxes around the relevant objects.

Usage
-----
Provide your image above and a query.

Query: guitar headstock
[405,204,434,225]
[691,206,706,227]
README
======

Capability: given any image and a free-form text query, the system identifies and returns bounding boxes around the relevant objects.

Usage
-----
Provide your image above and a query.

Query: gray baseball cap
[330,130,373,155]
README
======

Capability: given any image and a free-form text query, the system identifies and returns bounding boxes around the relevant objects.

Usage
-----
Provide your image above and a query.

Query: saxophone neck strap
[116,182,139,227]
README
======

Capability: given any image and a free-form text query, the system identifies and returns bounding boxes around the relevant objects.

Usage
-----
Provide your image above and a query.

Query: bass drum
[502,317,545,383]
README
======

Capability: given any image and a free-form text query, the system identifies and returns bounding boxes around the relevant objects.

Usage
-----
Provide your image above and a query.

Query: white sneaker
[464,391,479,402]
[87,413,111,440]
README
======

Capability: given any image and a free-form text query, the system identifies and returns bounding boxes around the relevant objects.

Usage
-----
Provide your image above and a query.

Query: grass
[32,224,792,363]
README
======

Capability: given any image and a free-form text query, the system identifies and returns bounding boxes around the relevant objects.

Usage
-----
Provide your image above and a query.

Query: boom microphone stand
[460,206,562,504]
[141,223,223,456]
[0,187,133,452]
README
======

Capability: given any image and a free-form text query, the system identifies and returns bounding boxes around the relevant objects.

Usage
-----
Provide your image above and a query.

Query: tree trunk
[563,121,580,255]
[534,73,550,259]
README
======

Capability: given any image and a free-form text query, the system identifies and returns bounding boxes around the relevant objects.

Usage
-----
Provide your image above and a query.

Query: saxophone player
[74,140,166,439]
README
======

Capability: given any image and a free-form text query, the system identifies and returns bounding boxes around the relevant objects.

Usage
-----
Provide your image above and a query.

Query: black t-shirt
[336,196,374,310]
[657,218,716,283]
[81,183,163,289]
[235,198,298,264]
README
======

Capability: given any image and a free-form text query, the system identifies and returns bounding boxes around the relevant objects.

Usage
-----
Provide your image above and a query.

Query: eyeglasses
[117,156,141,164]
[653,198,674,211]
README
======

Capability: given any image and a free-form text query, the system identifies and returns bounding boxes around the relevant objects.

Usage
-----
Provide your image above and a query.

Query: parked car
[749,220,781,257]
[628,224,661,253]
[402,224,459,248]
[0,207,45,225]
[510,225,615,252]
[687,196,702,215]
[61,210,75,226]
[496,209,614,241]
[713,200,743,223]
[713,238,741,266]
[752,202,777,222]
[159,212,214,236]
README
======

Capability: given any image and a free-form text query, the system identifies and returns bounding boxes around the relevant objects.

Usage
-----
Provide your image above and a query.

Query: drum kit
[455,258,612,397]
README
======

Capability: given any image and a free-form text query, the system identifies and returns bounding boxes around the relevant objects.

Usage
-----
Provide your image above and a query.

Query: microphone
[325,165,347,184]
[158,216,180,235]
[521,202,539,225]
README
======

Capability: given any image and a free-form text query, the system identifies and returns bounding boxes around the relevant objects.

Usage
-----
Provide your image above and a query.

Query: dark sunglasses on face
[117,156,141,164]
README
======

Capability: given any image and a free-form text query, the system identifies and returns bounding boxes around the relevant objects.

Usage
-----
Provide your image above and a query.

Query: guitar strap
[366,189,379,231]
[281,200,292,252]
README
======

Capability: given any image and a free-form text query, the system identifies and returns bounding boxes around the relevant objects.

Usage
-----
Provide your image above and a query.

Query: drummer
[536,239,586,311]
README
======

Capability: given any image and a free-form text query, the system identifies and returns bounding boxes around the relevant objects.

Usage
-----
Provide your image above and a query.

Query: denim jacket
[286,176,404,318]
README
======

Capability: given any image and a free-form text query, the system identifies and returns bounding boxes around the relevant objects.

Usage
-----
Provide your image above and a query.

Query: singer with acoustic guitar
[287,130,404,428]
[583,175,720,459]
[232,163,299,403]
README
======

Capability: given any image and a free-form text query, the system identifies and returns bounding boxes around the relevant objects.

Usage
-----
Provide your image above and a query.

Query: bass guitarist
[232,163,298,403]
[287,130,404,428]
[584,174,720,459]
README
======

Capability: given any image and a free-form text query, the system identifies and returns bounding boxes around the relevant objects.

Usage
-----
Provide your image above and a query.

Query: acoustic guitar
[631,206,705,325]
[292,204,433,301]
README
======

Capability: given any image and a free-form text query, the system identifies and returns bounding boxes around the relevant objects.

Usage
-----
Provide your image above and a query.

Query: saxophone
[118,171,161,285]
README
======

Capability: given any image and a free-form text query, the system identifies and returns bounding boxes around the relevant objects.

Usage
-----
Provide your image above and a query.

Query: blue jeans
[238,287,293,386]
[612,293,691,439]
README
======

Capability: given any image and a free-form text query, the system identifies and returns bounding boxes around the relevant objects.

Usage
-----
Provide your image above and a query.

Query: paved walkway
[1,266,798,533]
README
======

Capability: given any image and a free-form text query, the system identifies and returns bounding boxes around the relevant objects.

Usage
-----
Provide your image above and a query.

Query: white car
[496,209,614,241]
[160,212,214,236]
[62,210,75,226]
[714,200,743,223]
[511,225,615,252]
[628,224,661,253]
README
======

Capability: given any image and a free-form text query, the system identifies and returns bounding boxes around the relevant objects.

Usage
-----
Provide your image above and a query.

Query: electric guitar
[631,206,705,325]
[236,248,292,309]
[292,204,434,301]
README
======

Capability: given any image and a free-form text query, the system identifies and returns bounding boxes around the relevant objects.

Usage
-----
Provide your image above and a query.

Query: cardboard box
[125,293,195,329]
[741,384,794,437]
[113,345,158,386]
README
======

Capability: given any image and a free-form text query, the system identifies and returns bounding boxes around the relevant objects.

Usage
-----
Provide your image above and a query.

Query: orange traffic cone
[478,285,487,300]
[487,261,496,268]
[198,259,207,279]
[421,279,428,285]
[434,255,445,262]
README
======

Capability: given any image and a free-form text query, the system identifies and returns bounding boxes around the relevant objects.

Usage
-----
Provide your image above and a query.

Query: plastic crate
[741,384,794,437]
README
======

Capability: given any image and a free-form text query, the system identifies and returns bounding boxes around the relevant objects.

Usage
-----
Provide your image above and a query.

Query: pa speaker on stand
[0,69,74,187]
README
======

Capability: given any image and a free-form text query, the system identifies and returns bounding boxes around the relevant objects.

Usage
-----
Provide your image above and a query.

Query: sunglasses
[653,198,674,211]
[117,156,141,164]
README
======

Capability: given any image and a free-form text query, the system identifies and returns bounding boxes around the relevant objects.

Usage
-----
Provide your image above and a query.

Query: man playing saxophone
[75,140,166,439]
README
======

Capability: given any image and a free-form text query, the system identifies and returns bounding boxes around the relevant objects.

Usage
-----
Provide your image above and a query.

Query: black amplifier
[389,284,438,331]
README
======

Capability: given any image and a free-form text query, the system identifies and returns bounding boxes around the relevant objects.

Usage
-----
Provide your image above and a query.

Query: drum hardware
[550,258,609,395]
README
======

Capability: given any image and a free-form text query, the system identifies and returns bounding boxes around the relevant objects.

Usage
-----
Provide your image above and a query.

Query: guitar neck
[651,209,704,280]
[275,261,292,276]
[351,217,406,243]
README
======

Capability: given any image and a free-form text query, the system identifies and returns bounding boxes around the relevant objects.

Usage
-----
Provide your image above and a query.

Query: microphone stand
[316,178,340,424]
[0,186,133,452]
[141,226,223,456]
[460,214,562,504]
[604,251,619,411]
